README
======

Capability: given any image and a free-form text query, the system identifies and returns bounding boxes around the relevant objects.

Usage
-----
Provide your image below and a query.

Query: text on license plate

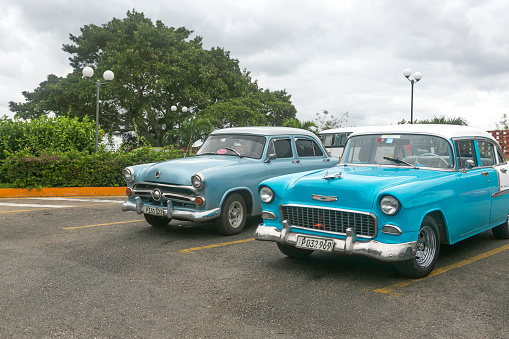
[296,236,334,252]
[142,206,165,216]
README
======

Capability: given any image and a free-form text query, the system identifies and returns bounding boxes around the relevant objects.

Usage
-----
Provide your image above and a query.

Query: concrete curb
[0,187,126,198]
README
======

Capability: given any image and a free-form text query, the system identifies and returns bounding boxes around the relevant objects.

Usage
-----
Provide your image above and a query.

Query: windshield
[340,134,454,169]
[196,134,266,159]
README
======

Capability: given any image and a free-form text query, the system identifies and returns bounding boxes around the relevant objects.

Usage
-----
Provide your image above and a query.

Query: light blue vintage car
[122,127,338,235]
[255,124,509,278]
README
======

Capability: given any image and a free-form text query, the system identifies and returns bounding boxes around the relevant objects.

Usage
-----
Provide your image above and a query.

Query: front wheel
[277,243,313,259]
[215,193,247,235]
[395,216,440,278]
[492,214,509,239]
[144,214,171,227]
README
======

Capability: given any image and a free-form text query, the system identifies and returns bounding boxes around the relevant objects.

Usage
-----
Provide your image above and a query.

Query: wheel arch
[425,210,449,244]
[221,188,255,215]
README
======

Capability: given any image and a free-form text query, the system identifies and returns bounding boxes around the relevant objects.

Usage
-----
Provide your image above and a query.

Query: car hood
[137,155,250,185]
[281,165,446,211]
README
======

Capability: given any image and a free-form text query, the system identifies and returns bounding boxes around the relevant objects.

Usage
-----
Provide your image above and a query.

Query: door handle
[481,171,489,177]
[323,158,331,162]
[292,160,300,164]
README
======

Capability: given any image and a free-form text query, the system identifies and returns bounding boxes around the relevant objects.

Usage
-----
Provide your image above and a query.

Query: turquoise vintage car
[122,127,338,235]
[255,124,509,278]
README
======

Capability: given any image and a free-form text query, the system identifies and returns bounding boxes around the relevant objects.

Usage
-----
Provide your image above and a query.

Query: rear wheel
[492,214,509,239]
[277,243,313,259]
[215,193,247,235]
[144,214,170,227]
[395,215,440,278]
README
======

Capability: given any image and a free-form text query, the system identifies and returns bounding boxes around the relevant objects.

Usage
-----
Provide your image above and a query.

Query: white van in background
[319,127,362,157]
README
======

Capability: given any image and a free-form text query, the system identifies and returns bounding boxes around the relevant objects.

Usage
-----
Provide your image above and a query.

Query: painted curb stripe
[0,187,126,198]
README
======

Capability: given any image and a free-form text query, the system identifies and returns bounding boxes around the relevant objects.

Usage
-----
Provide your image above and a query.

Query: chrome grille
[132,182,198,203]
[281,205,377,237]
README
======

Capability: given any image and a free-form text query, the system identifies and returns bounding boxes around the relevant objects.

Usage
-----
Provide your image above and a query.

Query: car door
[484,140,509,223]
[455,139,495,236]
[295,137,334,171]
[264,136,303,178]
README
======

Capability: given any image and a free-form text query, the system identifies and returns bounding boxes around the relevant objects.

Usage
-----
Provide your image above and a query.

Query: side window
[477,140,496,167]
[296,138,324,157]
[267,138,293,158]
[496,148,506,164]
[455,139,477,169]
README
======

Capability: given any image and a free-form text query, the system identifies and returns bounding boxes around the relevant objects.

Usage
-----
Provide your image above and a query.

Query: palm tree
[164,117,214,154]
[416,116,468,125]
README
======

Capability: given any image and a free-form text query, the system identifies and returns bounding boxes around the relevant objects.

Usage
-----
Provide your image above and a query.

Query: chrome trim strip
[134,181,199,195]
[254,224,417,262]
[492,189,509,198]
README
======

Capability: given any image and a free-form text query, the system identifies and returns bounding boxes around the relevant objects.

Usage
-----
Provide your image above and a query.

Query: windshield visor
[196,134,266,159]
[340,134,454,169]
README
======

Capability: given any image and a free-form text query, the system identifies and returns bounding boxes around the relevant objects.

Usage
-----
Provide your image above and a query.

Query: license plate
[142,206,165,216]
[296,236,334,252]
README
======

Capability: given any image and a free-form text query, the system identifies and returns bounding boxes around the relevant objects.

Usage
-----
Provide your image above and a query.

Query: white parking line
[0,203,72,208]
[26,198,124,203]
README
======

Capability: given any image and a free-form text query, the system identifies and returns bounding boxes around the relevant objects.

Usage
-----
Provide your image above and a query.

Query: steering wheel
[416,153,450,168]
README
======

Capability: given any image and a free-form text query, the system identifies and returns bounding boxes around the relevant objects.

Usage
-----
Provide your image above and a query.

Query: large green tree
[9,10,297,146]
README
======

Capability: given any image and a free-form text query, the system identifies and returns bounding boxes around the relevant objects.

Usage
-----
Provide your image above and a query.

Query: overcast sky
[1,0,509,131]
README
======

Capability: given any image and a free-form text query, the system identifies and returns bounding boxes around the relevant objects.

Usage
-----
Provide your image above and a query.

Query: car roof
[348,124,496,142]
[211,126,319,138]
[319,126,367,134]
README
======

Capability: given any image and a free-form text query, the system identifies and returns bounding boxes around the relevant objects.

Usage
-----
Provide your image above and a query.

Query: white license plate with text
[296,236,334,252]
[142,206,165,216]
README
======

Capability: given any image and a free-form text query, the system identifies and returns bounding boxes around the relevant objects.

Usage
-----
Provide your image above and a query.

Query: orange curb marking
[0,187,126,198]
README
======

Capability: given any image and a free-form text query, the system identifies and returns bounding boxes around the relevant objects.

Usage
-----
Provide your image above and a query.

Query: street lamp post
[171,105,188,129]
[402,68,422,124]
[82,66,114,152]
[171,105,188,147]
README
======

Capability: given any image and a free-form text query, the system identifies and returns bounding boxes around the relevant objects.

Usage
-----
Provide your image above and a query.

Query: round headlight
[259,186,275,204]
[191,173,204,189]
[380,195,400,216]
[122,167,134,183]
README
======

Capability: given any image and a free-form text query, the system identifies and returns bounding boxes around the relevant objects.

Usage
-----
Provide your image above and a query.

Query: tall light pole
[82,66,114,152]
[171,105,188,129]
[171,105,188,147]
[402,68,422,124]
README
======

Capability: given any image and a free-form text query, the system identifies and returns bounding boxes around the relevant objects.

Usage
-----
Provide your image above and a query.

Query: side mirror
[462,159,475,172]
[264,153,277,163]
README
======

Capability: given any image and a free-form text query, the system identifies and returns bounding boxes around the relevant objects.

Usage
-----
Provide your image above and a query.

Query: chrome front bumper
[122,196,220,222]
[254,220,417,262]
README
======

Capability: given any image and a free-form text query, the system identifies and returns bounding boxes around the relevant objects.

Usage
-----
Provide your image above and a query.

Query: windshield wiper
[225,147,243,158]
[383,156,418,169]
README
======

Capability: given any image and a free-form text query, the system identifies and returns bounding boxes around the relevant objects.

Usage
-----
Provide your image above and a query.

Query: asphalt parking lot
[1,196,508,338]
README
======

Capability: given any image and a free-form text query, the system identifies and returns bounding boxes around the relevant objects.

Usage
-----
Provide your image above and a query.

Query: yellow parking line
[374,242,509,296]
[179,238,255,253]
[63,220,144,230]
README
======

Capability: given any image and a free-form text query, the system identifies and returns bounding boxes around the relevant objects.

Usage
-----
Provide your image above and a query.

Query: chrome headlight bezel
[380,195,400,216]
[191,173,205,189]
[122,167,135,183]
[259,186,275,204]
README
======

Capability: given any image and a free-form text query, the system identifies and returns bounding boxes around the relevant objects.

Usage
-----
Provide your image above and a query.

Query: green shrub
[3,146,186,189]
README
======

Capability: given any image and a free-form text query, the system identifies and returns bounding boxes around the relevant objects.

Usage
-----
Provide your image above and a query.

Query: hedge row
[2,147,186,189]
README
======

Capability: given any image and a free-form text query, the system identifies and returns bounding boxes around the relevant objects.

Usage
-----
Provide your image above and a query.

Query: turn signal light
[126,187,132,197]
[195,197,204,207]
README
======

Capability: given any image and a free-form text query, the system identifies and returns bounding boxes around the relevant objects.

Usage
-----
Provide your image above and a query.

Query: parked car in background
[319,127,363,157]
[122,127,338,235]
[255,124,509,278]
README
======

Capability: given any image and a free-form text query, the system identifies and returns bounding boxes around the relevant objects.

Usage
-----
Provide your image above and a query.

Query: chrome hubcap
[228,201,243,228]
[415,225,437,268]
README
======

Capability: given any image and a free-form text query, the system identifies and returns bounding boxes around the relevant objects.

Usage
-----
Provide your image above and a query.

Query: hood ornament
[312,194,337,202]
[322,171,341,180]
[155,171,160,178]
